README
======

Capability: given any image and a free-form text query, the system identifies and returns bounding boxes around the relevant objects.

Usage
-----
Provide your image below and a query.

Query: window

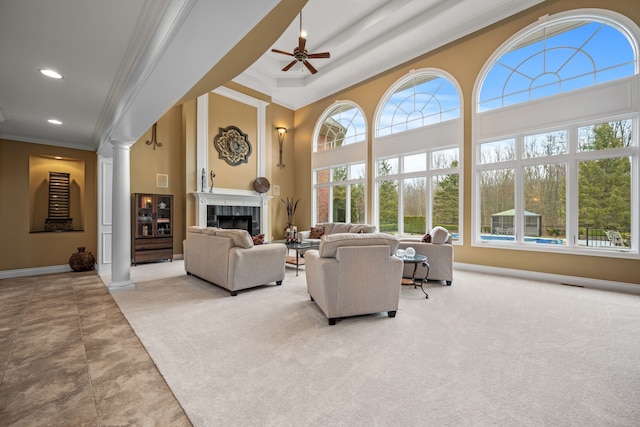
[315,104,366,152]
[377,73,460,137]
[479,16,636,112]
[312,102,368,223]
[474,10,638,255]
[374,70,462,239]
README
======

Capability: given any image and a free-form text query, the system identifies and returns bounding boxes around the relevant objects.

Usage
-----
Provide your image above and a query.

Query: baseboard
[0,253,184,280]
[0,264,72,279]
[455,262,640,296]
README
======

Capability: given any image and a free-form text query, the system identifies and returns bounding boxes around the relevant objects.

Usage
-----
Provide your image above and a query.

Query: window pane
[332,166,347,182]
[378,179,398,234]
[349,163,366,179]
[403,178,426,235]
[404,153,426,173]
[316,104,366,151]
[524,163,566,244]
[377,158,398,176]
[316,187,329,223]
[350,183,366,223]
[332,185,347,222]
[432,148,459,169]
[480,169,514,237]
[378,73,460,136]
[479,20,635,112]
[316,168,330,184]
[480,139,515,164]
[578,157,631,249]
[578,120,632,151]
[432,174,460,239]
[524,131,566,158]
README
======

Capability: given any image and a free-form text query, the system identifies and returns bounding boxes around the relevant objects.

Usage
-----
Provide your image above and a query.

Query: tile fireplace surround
[193,189,272,237]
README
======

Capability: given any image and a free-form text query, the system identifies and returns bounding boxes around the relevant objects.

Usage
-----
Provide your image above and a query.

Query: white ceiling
[0,0,543,156]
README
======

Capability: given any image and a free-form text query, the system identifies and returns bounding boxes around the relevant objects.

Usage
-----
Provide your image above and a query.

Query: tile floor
[0,271,191,426]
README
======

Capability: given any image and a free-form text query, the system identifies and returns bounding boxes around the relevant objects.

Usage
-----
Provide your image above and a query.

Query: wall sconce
[276,126,287,168]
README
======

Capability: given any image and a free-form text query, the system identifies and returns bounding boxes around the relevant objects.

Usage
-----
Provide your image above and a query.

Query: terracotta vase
[69,247,95,272]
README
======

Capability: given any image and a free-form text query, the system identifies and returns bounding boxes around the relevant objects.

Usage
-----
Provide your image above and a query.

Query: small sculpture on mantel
[209,170,215,192]
[201,168,206,192]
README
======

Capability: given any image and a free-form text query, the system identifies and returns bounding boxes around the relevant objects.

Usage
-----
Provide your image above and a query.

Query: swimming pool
[480,234,564,244]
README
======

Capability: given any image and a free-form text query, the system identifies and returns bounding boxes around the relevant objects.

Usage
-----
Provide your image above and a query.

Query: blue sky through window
[479,19,636,112]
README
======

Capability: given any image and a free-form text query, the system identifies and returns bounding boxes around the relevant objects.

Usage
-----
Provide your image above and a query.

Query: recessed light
[40,69,63,79]
[48,119,62,125]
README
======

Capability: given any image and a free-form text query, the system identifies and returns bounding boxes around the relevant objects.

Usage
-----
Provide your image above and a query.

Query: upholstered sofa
[304,233,403,325]
[184,226,287,296]
[299,222,377,243]
[398,226,453,285]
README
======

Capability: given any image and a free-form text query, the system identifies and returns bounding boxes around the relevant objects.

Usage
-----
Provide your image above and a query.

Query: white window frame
[312,101,368,224]
[373,69,463,241]
[472,9,640,258]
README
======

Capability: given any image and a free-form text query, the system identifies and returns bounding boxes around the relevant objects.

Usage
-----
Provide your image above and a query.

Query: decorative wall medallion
[214,126,252,166]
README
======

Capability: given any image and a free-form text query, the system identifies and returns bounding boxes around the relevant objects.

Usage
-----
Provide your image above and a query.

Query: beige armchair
[398,226,453,285]
[304,233,403,325]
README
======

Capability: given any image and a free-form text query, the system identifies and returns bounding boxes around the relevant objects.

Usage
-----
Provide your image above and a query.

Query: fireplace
[217,215,252,234]
[207,205,261,235]
[193,189,272,239]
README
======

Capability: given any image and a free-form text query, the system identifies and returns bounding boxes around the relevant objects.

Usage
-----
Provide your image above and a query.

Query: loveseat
[398,226,453,285]
[304,233,403,325]
[299,222,377,243]
[184,226,287,296]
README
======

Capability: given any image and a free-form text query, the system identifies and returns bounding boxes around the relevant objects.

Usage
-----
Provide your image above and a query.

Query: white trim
[455,262,640,296]
[0,265,72,279]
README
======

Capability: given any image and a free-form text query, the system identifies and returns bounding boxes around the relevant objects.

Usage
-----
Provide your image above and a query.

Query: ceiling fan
[271,12,330,74]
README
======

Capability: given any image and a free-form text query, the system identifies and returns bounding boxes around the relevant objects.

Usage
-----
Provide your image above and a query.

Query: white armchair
[304,233,403,325]
[398,226,453,285]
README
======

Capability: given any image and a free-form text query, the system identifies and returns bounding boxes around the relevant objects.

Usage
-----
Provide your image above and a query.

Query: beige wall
[292,0,640,285]
[131,105,186,255]
[0,139,97,270]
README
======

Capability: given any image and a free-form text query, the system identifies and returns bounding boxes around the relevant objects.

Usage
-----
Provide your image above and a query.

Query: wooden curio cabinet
[132,193,173,265]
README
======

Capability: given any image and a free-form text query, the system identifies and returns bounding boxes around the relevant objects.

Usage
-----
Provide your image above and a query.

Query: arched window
[315,103,366,152]
[374,70,463,239]
[479,15,636,112]
[473,10,639,256]
[377,73,460,137]
[312,102,368,223]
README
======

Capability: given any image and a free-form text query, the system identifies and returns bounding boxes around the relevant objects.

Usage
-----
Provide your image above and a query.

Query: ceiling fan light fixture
[271,11,330,75]
[40,69,63,79]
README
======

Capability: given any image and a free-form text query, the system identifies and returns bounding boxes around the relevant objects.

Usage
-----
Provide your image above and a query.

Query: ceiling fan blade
[303,60,317,74]
[282,60,298,72]
[272,48,294,56]
[298,36,306,53]
[307,52,330,59]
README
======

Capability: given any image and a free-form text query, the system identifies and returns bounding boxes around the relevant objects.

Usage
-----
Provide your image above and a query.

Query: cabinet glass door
[156,195,172,237]
[137,195,154,237]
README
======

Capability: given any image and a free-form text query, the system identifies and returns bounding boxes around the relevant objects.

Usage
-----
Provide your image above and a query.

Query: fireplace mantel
[193,189,272,230]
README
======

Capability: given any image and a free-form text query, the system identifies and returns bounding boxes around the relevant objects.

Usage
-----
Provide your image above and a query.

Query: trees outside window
[374,70,462,239]
[474,11,638,252]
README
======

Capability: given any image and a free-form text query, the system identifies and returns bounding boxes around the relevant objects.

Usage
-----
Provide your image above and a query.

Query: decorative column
[108,140,135,292]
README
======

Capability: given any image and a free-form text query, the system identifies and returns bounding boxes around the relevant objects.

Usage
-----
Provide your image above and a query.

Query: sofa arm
[228,243,287,291]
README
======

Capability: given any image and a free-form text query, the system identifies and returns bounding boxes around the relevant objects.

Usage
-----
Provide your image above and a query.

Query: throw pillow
[430,226,450,244]
[252,234,265,245]
[309,227,325,239]
[422,233,432,243]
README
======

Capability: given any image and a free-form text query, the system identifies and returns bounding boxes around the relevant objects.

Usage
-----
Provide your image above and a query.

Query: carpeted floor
[114,261,640,427]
